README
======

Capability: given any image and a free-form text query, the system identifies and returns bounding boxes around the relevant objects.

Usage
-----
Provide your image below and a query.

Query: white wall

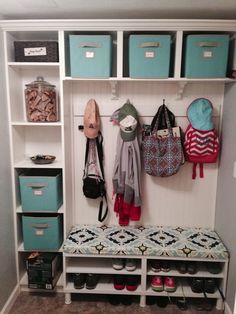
[72,80,224,228]
[0,30,17,312]
[215,83,236,313]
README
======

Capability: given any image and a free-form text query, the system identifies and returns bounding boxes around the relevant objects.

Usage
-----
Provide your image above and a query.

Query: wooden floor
[9,292,224,314]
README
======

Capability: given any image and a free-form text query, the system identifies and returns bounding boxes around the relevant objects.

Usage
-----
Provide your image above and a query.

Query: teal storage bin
[69,35,112,78]
[19,169,63,212]
[184,34,229,78]
[22,214,63,250]
[129,34,171,78]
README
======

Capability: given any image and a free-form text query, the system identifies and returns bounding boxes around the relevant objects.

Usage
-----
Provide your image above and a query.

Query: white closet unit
[0,19,235,302]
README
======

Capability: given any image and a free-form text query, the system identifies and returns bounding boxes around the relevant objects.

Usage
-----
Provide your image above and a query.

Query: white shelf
[14,159,63,169]
[65,280,142,295]
[66,258,142,275]
[147,268,224,279]
[8,62,60,68]
[11,122,62,127]
[18,242,64,252]
[16,205,64,214]
[146,283,221,299]
[64,76,235,83]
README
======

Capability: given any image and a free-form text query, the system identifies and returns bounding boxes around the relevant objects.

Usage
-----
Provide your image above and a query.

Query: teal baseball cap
[187,98,213,131]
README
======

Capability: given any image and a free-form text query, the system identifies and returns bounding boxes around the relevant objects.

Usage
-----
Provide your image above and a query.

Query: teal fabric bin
[129,35,171,78]
[184,34,229,78]
[19,169,63,212]
[22,214,63,250]
[69,35,112,78]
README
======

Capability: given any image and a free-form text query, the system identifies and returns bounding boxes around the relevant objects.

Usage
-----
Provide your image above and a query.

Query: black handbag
[83,133,108,222]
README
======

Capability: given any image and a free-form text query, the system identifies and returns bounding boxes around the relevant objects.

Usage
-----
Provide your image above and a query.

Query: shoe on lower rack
[150,260,161,272]
[151,276,164,292]
[113,274,125,290]
[85,273,99,289]
[204,278,216,294]
[125,259,137,271]
[161,261,171,272]
[189,278,204,293]
[120,295,133,305]
[73,273,86,289]
[112,258,124,270]
[187,262,198,274]
[164,277,177,292]
[176,261,187,274]
[126,275,139,291]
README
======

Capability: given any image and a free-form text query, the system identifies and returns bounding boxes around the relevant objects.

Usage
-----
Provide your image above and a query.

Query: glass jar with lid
[24,76,58,122]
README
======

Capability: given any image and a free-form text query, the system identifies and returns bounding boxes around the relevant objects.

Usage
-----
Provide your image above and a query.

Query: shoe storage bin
[14,41,59,62]
[129,34,171,78]
[19,169,63,212]
[22,214,63,250]
[69,35,112,78]
[184,34,230,78]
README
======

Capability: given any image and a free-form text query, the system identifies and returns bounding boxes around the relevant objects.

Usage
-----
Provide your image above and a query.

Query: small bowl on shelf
[30,155,56,164]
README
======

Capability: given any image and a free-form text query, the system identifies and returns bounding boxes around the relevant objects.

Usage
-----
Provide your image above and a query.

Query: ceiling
[0,0,236,20]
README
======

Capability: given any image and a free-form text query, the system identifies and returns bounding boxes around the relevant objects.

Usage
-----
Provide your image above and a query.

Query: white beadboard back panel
[72,81,224,228]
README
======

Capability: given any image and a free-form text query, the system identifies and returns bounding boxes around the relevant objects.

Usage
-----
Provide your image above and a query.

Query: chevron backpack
[184,98,219,179]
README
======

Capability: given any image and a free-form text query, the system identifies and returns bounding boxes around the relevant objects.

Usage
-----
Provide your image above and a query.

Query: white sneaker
[125,259,137,271]
[112,258,124,270]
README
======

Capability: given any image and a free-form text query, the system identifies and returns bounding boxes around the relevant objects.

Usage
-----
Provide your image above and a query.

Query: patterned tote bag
[142,104,184,177]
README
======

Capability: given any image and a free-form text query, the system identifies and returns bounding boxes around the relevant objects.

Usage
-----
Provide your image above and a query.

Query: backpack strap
[199,163,204,178]
[192,163,197,180]
[192,163,204,179]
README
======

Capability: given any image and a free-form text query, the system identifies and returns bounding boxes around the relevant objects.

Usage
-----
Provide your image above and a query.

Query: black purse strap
[95,133,108,222]
[83,132,108,223]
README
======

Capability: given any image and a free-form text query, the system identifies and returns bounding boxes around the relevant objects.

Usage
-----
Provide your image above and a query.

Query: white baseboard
[225,302,233,314]
[0,285,20,314]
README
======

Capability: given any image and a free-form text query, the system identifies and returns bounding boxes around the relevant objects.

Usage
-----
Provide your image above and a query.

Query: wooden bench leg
[65,293,71,305]
[140,295,146,307]
[216,298,223,310]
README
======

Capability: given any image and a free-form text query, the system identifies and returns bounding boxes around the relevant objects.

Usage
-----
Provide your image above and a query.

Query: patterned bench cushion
[63,224,229,260]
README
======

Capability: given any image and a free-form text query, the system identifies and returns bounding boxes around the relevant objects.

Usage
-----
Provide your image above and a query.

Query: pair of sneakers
[112,258,137,271]
[74,273,99,289]
[151,276,176,292]
[150,260,171,272]
[113,274,139,291]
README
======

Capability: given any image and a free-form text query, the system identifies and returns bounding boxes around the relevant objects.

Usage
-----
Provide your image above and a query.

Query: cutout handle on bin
[27,183,48,189]
[79,42,102,48]
[197,41,220,47]
[139,41,161,48]
[31,223,48,229]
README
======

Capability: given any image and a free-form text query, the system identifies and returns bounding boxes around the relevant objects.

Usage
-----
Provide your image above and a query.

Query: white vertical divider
[140,257,147,307]
[174,31,183,78]
[116,31,123,78]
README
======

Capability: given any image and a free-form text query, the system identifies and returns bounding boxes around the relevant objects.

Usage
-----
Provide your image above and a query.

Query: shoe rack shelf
[64,255,227,309]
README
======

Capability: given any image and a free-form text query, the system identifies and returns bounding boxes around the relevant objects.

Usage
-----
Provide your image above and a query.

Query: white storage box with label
[69,35,112,78]
[19,169,63,212]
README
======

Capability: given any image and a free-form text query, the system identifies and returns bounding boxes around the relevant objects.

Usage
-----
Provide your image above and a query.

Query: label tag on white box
[85,51,95,58]
[33,190,43,196]
[145,51,155,58]
[24,47,47,56]
[35,230,44,236]
[203,50,213,58]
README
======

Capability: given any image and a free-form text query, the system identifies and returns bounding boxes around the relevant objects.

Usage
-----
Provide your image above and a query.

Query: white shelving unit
[0,19,235,306]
